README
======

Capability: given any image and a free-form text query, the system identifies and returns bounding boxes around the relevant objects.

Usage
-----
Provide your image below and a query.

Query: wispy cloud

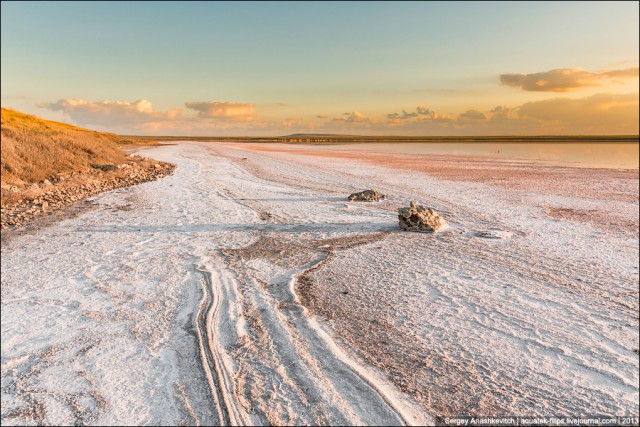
[387,104,436,120]
[185,101,256,121]
[39,99,180,127]
[321,93,638,135]
[387,111,417,120]
[500,67,639,92]
[459,109,487,120]
[37,91,638,136]
[37,97,316,135]
[332,111,371,123]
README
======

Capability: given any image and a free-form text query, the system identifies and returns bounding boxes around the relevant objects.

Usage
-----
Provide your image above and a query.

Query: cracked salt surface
[1,141,638,425]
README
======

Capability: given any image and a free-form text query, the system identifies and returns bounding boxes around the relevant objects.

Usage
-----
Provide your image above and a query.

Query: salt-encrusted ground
[2,141,638,425]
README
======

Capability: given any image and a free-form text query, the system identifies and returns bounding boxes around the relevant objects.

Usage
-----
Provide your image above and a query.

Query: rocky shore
[1,155,175,230]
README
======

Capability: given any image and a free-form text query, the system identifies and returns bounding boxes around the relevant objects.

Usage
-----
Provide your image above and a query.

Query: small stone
[348,189,384,202]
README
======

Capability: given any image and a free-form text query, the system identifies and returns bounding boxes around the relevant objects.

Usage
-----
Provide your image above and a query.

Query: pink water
[325,142,639,169]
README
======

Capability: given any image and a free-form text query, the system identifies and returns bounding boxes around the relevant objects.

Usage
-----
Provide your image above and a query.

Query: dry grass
[1,108,127,187]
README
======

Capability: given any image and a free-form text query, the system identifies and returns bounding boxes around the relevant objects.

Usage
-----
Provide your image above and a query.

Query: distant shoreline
[120,134,640,144]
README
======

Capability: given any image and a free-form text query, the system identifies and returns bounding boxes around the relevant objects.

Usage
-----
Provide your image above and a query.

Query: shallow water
[324,142,639,169]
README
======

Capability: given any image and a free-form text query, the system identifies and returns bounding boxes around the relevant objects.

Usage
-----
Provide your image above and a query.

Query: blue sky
[2,1,638,135]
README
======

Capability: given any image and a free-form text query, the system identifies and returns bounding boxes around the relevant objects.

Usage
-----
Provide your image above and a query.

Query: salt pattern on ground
[1,141,637,425]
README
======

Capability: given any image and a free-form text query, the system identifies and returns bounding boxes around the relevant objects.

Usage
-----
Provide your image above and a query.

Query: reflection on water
[327,142,639,170]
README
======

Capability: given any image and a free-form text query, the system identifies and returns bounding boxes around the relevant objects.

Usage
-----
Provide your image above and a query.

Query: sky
[1,1,638,136]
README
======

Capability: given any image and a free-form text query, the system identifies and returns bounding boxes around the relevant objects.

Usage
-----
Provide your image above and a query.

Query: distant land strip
[121,134,640,144]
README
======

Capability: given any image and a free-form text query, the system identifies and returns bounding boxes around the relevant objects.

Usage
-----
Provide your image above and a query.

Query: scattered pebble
[1,162,176,229]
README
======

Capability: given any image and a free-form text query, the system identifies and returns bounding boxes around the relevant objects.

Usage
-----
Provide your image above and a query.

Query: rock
[398,201,448,233]
[348,189,386,202]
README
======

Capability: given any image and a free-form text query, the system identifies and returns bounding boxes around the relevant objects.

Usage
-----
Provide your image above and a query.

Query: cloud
[599,68,640,79]
[333,111,370,123]
[321,92,638,135]
[185,101,256,121]
[516,92,638,133]
[500,67,639,92]
[416,104,434,116]
[38,98,265,134]
[387,110,417,120]
[489,105,510,114]
[38,91,637,136]
[377,105,535,135]
[321,111,380,133]
[39,99,180,127]
[387,104,436,120]
[459,109,487,120]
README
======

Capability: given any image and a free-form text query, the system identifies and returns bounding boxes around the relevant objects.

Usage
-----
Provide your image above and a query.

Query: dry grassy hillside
[1,108,127,187]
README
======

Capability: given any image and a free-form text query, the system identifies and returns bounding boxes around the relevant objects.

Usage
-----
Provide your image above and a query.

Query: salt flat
[1,141,638,425]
